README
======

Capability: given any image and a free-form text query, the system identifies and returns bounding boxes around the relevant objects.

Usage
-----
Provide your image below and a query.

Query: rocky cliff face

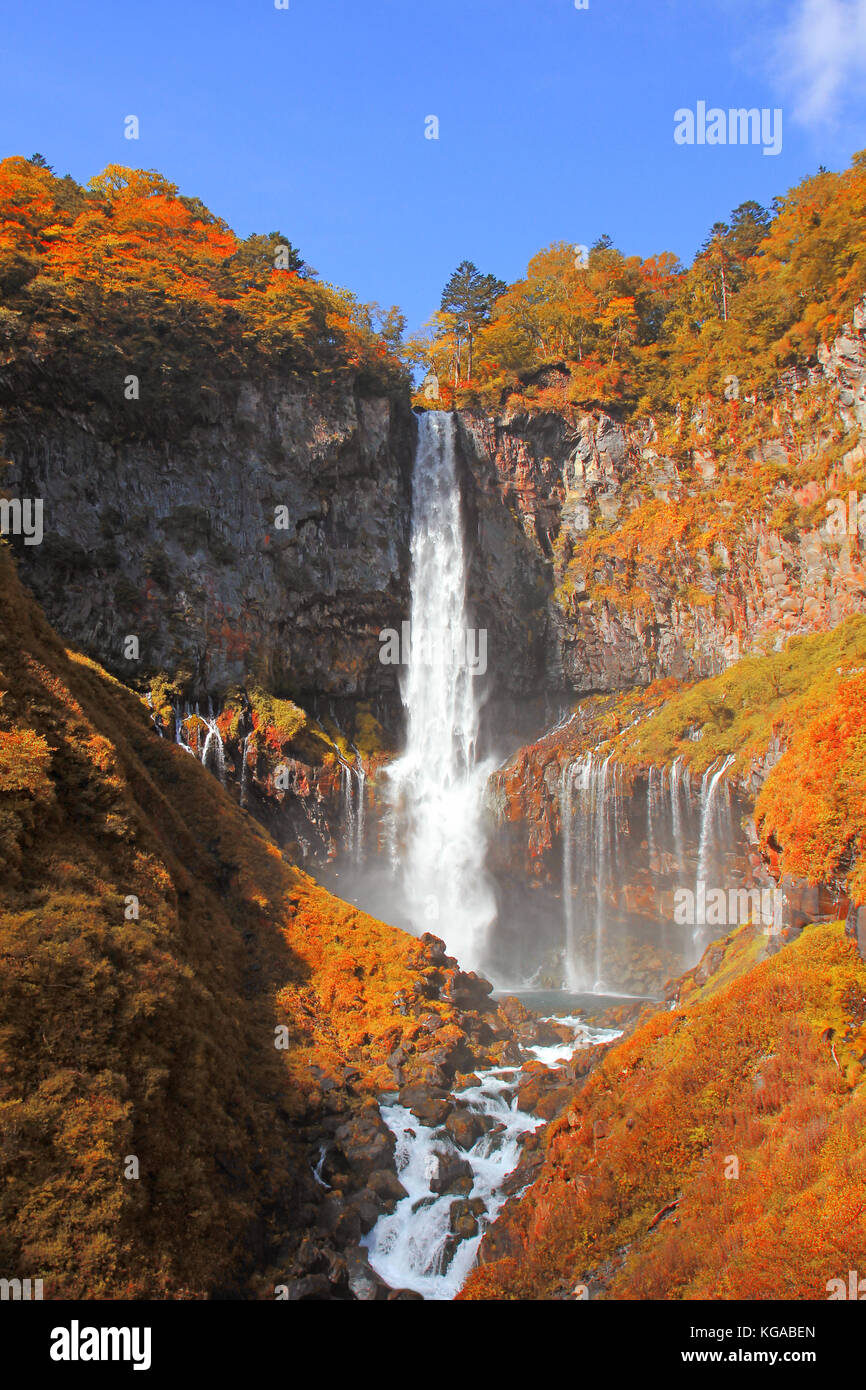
[457,299,866,705]
[6,305,865,740]
[2,374,415,710]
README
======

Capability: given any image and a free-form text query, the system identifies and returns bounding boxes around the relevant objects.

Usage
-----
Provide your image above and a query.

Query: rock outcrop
[457,299,866,704]
[2,374,415,709]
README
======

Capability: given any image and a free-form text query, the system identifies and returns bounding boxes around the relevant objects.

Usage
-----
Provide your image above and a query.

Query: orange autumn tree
[417,150,866,416]
[0,156,407,427]
[756,672,866,904]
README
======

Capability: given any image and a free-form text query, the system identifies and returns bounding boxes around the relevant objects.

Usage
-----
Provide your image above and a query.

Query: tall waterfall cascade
[386,412,496,971]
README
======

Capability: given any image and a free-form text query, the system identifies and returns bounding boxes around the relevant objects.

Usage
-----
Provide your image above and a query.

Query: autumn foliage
[0,157,406,435]
[415,150,866,418]
[0,540,432,1298]
[461,921,866,1300]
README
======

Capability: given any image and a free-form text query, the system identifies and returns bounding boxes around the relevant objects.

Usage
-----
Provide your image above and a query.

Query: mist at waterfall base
[321,743,755,997]
[319,411,756,996]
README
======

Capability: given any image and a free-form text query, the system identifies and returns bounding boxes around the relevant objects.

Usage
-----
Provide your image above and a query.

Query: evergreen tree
[440,260,506,381]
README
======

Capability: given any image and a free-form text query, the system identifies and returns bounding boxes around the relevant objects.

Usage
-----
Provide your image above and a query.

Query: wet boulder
[444,1107,492,1151]
[419,933,452,967]
[427,1149,473,1195]
[496,994,533,1027]
[368,1169,409,1209]
[332,1108,396,1181]
[443,970,496,1012]
[449,1196,487,1240]
[346,1187,383,1235]
[345,1248,388,1301]
[398,1083,450,1127]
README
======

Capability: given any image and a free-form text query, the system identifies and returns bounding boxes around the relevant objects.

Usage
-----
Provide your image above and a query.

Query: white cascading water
[239,732,252,808]
[340,758,366,864]
[364,1017,620,1299]
[670,754,688,864]
[352,752,366,864]
[201,718,226,784]
[560,759,578,987]
[694,753,736,945]
[560,750,623,991]
[386,412,496,971]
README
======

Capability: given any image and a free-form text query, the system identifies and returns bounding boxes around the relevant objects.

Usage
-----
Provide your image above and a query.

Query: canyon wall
[1,373,415,709]
[457,299,866,705]
[5,303,865,733]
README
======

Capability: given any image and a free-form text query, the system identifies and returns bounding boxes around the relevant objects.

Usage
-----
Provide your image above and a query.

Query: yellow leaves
[87,166,179,202]
[84,733,117,775]
[0,726,53,795]
[0,156,404,393]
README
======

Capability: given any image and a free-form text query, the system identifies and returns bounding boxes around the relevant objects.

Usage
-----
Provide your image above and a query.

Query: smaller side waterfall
[560,760,576,986]
[354,757,366,864]
[340,758,366,864]
[670,754,691,862]
[239,733,252,808]
[646,764,660,873]
[694,754,736,945]
[557,743,746,992]
[559,751,624,992]
[201,719,226,784]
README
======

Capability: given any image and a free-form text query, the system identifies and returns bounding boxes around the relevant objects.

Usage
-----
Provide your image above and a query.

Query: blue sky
[2,0,866,332]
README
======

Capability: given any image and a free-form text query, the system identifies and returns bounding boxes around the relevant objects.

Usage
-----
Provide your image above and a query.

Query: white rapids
[364,1015,620,1300]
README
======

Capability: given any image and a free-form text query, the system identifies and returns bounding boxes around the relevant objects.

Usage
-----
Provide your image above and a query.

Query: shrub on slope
[0,541,429,1298]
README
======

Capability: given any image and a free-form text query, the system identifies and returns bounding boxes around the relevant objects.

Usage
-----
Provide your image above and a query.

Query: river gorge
[3,147,866,1308]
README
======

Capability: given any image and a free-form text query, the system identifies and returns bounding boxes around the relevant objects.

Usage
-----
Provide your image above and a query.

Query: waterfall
[201,718,226,784]
[386,412,495,971]
[172,703,199,758]
[341,761,355,855]
[694,754,736,944]
[646,764,658,872]
[558,741,746,986]
[353,752,366,864]
[560,760,576,986]
[340,757,366,864]
[239,733,252,808]
[670,755,685,862]
[559,750,622,992]
[593,753,614,992]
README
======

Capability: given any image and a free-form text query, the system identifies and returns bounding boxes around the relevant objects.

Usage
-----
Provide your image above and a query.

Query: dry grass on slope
[0,542,428,1298]
[461,921,866,1301]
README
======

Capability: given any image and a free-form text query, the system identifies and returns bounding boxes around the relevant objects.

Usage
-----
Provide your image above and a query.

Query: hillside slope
[0,539,503,1299]
[461,920,866,1300]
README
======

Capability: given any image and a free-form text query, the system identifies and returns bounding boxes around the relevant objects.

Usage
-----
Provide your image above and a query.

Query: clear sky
[2,0,865,332]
